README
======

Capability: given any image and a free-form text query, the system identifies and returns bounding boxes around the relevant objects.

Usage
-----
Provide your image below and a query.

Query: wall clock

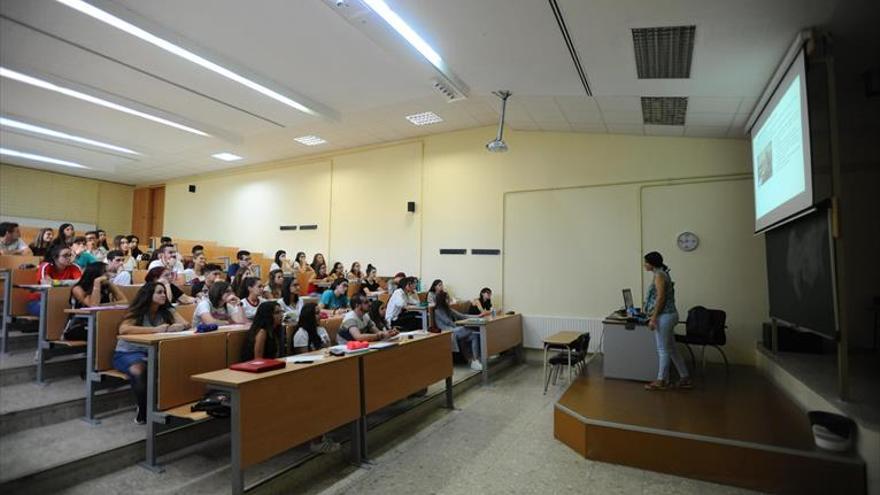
[677,231,699,252]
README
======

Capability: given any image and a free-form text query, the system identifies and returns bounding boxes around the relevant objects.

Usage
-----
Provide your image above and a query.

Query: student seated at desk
[96,230,109,260]
[385,277,423,331]
[148,243,184,273]
[29,227,54,257]
[182,251,207,283]
[427,279,455,305]
[72,236,96,269]
[145,267,195,305]
[116,281,191,424]
[28,244,83,316]
[434,291,482,371]
[241,301,285,361]
[85,231,104,262]
[0,222,33,255]
[50,223,75,248]
[310,253,326,274]
[359,266,382,296]
[328,262,345,281]
[368,299,391,331]
[293,251,312,275]
[226,249,251,280]
[337,295,398,344]
[265,269,284,299]
[318,278,350,315]
[309,264,330,294]
[279,277,302,342]
[106,250,131,285]
[193,281,246,327]
[347,261,364,282]
[469,287,494,316]
[238,277,264,320]
[291,303,331,353]
[191,263,223,298]
[387,272,406,293]
[66,262,128,340]
[270,250,292,274]
[127,235,144,260]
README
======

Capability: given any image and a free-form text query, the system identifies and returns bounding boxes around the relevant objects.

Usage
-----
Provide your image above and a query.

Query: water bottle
[491,309,496,318]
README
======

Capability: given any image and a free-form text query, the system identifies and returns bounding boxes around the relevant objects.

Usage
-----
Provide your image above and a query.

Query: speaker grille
[632,26,696,79]
[641,97,688,125]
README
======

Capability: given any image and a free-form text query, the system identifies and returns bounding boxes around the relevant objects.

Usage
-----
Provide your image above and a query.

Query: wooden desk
[542,331,583,394]
[65,305,128,422]
[193,352,362,495]
[358,332,454,459]
[455,313,524,384]
[0,269,10,354]
[119,325,248,469]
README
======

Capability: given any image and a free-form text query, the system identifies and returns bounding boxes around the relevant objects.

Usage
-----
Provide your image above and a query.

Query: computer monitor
[622,289,634,310]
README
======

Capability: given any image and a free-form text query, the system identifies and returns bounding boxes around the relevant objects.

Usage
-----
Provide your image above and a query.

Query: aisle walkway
[318,364,758,495]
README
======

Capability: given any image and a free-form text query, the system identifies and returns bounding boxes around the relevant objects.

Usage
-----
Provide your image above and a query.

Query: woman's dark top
[30,245,48,257]
[361,279,380,293]
[168,284,184,304]
[469,298,492,315]
[241,326,281,362]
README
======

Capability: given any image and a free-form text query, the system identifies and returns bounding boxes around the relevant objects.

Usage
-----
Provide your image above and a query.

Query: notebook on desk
[229,359,285,373]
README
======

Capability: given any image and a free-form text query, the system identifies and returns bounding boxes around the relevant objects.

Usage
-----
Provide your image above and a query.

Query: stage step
[0,375,132,435]
[553,361,866,494]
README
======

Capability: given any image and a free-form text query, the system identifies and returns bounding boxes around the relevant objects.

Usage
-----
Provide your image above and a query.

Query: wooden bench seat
[98,369,128,380]
[162,402,210,422]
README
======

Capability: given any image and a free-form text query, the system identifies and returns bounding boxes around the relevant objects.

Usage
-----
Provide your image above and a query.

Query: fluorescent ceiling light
[0,116,139,155]
[56,0,316,116]
[0,147,88,169]
[363,0,443,70]
[0,67,209,136]
[211,152,243,161]
[405,111,443,126]
[294,135,327,146]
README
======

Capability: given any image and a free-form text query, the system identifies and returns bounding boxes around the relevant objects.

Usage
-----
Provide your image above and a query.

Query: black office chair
[675,306,728,373]
[543,333,591,393]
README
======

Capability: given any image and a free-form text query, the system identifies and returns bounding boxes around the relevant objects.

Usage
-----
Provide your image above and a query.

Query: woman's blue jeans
[654,312,689,381]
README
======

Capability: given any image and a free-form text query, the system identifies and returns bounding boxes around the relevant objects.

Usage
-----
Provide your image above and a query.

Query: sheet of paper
[287,355,326,363]
[369,342,397,349]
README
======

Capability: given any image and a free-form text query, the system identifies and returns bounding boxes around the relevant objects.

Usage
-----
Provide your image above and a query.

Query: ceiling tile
[687,97,742,114]
[601,111,644,125]
[686,113,734,126]
[569,123,608,133]
[594,96,642,112]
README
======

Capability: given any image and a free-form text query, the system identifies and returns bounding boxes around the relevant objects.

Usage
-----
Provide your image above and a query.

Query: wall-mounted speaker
[188,185,196,193]
[407,201,416,213]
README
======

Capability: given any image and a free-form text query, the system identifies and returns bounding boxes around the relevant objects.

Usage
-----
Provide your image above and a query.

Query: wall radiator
[522,315,606,352]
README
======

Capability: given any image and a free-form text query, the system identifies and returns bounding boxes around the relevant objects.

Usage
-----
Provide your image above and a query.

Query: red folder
[229,359,285,373]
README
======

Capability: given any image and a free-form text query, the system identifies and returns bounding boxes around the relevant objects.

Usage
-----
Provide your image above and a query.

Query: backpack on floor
[191,390,231,418]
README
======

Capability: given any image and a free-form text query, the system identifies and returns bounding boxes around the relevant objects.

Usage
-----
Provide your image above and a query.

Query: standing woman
[643,251,691,391]
[115,282,190,424]
[241,301,285,361]
[29,228,55,257]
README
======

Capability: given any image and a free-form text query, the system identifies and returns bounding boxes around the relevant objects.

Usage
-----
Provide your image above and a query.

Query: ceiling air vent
[641,97,688,125]
[432,78,466,102]
[632,26,696,79]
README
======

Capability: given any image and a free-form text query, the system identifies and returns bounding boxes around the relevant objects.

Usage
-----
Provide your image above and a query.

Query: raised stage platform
[553,358,866,494]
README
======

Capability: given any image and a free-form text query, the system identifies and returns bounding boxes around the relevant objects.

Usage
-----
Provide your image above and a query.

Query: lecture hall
[0,0,878,494]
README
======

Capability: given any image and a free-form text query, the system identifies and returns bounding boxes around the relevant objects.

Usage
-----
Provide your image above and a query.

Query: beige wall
[0,163,133,235]
[164,126,766,361]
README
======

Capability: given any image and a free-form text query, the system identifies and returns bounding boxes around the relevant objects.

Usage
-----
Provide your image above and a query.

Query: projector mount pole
[493,90,511,143]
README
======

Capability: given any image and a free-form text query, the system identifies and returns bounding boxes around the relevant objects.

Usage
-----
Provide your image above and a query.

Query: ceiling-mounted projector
[487,90,511,152]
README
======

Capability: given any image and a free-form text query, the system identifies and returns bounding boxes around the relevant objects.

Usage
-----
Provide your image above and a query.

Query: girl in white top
[291,303,331,354]
[182,252,207,284]
[238,276,264,320]
[193,282,246,326]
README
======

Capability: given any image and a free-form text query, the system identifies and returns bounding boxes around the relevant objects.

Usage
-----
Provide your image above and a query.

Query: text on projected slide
[752,74,807,219]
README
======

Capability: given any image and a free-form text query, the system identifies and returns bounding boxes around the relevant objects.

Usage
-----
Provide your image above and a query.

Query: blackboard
[765,208,837,339]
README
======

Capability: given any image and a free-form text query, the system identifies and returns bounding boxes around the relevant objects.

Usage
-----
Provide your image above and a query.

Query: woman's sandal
[644,380,667,391]
[676,378,694,389]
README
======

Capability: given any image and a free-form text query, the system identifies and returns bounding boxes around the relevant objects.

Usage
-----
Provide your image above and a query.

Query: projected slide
[753,75,805,218]
[751,49,812,232]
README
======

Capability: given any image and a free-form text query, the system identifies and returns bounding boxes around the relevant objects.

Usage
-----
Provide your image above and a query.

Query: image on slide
[758,142,773,185]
